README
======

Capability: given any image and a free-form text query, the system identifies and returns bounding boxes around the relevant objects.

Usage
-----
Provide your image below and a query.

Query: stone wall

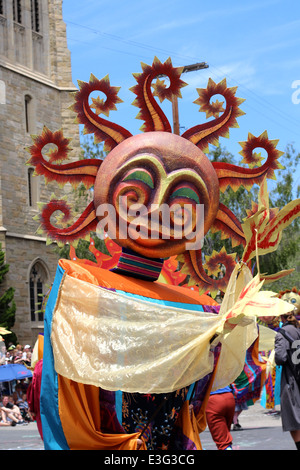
[0,0,81,346]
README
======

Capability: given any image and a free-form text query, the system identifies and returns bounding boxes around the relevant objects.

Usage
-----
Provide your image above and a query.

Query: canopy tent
[0,364,33,383]
[0,364,32,395]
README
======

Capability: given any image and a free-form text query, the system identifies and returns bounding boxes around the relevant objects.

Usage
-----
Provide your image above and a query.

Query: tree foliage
[206,144,300,293]
[258,144,300,291]
[55,131,109,261]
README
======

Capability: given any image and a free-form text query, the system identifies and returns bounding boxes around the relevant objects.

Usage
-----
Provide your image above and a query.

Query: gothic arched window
[30,0,40,32]
[29,261,49,322]
[28,167,39,209]
[13,0,22,24]
[24,94,35,133]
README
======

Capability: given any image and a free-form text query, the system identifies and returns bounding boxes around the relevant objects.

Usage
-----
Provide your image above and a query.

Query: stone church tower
[0,0,81,345]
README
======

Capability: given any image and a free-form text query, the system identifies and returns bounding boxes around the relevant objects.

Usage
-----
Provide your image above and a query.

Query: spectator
[0,395,27,425]
[13,349,24,364]
[12,391,21,406]
[23,351,32,367]
[20,378,30,393]
[22,345,31,361]
[7,344,15,362]
[275,312,300,450]
[18,393,33,422]
[15,383,24,401]
[7,346,18,363]
[3,344,32,367]
[232,401,248,430]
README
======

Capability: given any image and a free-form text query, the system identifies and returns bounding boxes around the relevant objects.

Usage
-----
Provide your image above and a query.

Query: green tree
[55,131,109,261]
[205,144,300,293]
[73,131,107,213]
[203,146,258,259]
[258,144,300,291]
[0,243,17,346]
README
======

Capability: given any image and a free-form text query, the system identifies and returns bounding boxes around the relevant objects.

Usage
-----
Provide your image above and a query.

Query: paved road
[0,421,43,450]
[0,401,296,451]
[201,401,296,450]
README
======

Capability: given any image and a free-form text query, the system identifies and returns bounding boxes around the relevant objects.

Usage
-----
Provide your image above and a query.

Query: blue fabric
[115,289,205,312]
[210,386,233,395]
[40,264,69,450]
[115,390,123,426]
[260,365,282,408]
[186,382,196,401]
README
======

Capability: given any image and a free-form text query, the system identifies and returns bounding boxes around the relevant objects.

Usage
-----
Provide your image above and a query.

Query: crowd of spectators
[0,381,33,426]
[0,342,34,427]
[0,343,32,367]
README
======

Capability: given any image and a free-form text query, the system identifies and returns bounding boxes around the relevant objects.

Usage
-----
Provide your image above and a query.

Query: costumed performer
[275,288,300,450]
[26,58,300,450]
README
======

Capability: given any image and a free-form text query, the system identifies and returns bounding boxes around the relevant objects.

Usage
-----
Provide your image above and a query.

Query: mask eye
[123,169,154,189]
[291,298,296,304]
[170,185,200,204]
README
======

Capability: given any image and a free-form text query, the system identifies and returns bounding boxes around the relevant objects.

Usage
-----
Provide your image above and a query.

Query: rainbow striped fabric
[111,247,164,281]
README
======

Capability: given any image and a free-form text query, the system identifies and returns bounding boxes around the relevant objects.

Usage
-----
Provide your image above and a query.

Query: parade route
[201,401,296,450]
[0,421,44,450]
[0,401,296,451]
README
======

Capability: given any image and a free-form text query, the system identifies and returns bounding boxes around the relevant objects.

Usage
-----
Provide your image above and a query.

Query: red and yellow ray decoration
[71,74,132,152]
[35,197,98,247]
[177,247,237,298]
[130,57,187,132]
[241,177,300,265]
[210,203,246,248]
[182,78,245,153]
[70,236,121,270]
[213,131,285,192]
[158,256,188,286]
[27,127,100,189]
[220,271,295,334]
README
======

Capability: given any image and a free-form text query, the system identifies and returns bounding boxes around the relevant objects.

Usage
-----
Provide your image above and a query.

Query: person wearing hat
[22,345,31,361]
[275,307,300,450]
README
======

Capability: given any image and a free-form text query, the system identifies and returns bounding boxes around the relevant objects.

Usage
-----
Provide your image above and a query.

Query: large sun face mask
[93,131,219,258]
[27,57,297,294]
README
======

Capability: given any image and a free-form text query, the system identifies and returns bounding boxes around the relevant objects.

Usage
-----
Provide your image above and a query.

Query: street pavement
[201,400,296,450]
[0,421,43,450]
[0,401,296,451]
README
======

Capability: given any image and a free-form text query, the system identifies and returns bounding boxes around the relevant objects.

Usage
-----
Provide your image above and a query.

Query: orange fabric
[56,259,218,449]
[57,374,147,450]
[59,259,218,306]
[38,334,44,361]
[250,337,267,404]
[173,401,202,450]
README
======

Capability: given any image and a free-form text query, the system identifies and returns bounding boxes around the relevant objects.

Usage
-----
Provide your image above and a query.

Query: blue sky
[62,0,300,195]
